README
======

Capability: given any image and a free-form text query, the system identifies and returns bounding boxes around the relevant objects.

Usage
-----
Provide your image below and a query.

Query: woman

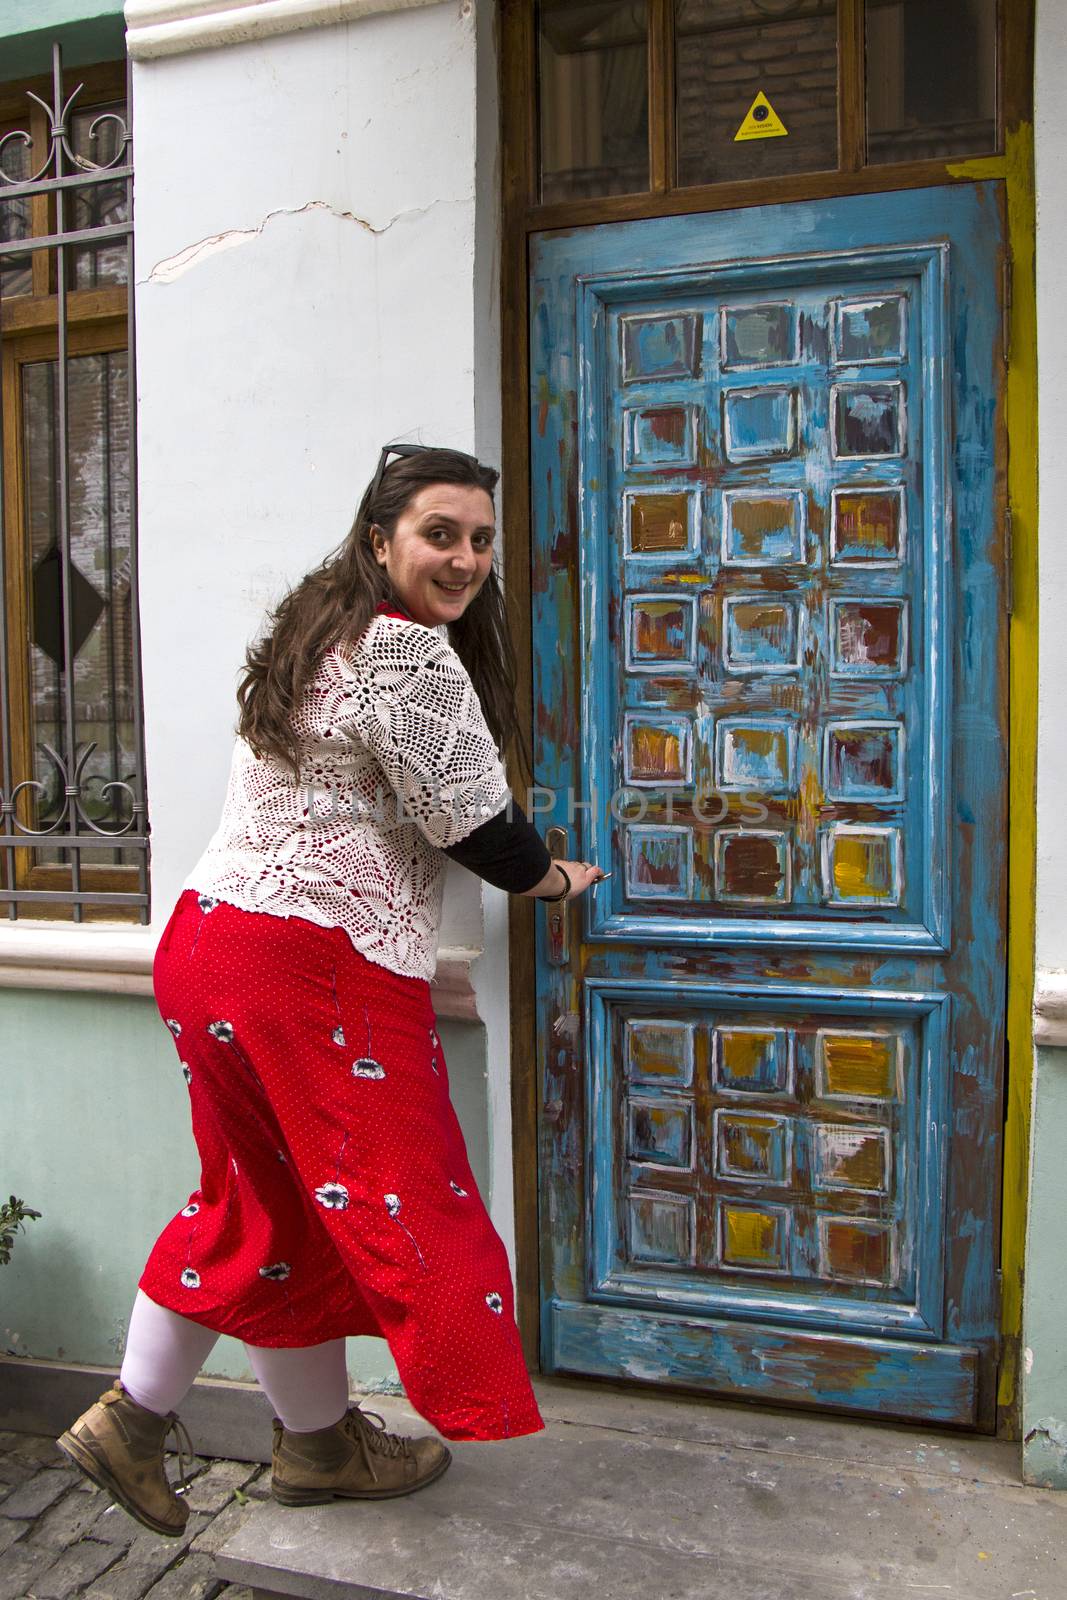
[57,446,601,1535]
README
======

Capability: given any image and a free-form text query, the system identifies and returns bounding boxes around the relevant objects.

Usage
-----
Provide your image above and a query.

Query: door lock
[545,825,570,967]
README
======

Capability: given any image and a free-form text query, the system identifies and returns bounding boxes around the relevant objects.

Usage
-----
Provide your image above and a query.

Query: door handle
[545,825,570,967]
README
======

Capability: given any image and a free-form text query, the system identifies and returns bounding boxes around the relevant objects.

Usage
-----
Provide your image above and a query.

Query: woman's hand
[522,859,608,901]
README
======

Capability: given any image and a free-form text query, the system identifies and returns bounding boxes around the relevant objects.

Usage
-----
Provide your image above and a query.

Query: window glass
[675,0,838,189]
[69,100,129,289]
[539,0,649,202]
[22,351,137,863]
[0,127,33,297]
[866,0,997,164]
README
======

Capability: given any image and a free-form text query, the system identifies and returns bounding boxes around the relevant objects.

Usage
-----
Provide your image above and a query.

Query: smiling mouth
[435,581,469,594]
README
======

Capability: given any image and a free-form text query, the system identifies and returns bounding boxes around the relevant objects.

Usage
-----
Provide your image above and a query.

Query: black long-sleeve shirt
[442,799,553,893]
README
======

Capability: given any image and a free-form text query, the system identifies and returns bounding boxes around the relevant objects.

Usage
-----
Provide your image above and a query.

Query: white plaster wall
[132,1,486,956]
[1035,0,1067,971]
[468,0,516,1269]
[1025,0,1067,1487]
[126,0,520,1381]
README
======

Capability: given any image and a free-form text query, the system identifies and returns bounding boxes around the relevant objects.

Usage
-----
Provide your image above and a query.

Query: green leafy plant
[0,1196,41,1266]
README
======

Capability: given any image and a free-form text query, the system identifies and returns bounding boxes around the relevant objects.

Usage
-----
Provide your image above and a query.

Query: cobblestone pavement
[0,1429,265,1600]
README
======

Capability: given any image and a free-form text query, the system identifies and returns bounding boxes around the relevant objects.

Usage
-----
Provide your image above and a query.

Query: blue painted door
[530,185,1006,1427]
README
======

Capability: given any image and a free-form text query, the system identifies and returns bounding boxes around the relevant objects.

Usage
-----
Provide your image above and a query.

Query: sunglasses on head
[369,443,480,505]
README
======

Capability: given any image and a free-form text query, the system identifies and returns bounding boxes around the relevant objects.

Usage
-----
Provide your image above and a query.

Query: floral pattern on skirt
[142,889,543,1444]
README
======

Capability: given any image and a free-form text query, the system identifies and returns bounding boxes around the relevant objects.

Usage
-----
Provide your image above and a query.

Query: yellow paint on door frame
[948,129,1038,1430]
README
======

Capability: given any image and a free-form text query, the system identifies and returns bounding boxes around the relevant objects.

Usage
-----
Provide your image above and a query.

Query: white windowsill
[125,0,446,60]
[0,923,157,996]
[1034,968,1067,1047]
[0,922,483,1019]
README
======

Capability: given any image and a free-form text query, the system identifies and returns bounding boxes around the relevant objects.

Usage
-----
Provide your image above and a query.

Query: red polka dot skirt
[140,890,545,1443]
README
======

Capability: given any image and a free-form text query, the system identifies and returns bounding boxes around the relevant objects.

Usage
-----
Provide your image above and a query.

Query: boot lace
[342,1407,412,1484]
[165,1416,196,1497]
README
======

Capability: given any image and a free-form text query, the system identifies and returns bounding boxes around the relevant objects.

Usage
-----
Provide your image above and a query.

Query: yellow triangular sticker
[734,91,788,142]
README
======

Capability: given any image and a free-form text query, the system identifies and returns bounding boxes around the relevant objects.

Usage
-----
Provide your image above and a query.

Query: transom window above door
[535,0,1001,205]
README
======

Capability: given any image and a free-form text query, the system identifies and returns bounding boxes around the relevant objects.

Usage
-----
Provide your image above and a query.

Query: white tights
[119,1290,352,1432]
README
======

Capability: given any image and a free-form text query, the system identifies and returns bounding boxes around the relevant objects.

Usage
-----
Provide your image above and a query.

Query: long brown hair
[237,450,524,776]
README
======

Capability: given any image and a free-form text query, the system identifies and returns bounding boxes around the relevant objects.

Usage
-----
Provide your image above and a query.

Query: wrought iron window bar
[0,44,148,921]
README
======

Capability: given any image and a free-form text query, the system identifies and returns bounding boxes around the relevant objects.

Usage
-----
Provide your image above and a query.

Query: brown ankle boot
[271,1405,451,1505]
[56,1381,194,1537]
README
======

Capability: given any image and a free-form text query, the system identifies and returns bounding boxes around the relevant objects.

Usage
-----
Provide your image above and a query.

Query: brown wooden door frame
[498,0,1036,1400]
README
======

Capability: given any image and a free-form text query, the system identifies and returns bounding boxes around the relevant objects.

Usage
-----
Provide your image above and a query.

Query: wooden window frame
[522,0,1020,226]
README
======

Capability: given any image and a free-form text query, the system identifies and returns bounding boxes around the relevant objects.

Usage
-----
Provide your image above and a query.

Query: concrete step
[215,1377,1065,1600]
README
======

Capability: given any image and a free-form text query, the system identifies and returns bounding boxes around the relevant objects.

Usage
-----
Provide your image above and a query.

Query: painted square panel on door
[724,597,801,673]
[831,487,905,564]
[817,1030,903,1102]
[824,722,904,802]
[722,489,805,565]
[831,600,908,677]
[625,595,697,671]
[818,1218,895,1288]
[622,312,702,381]
[718,1201,789,1272]
[625,489,699,555]
[624,714,692,786]
[628,1097,694,1169]
[629,1192,695,1266]
[715,1110,792,1185]
[624,406,699,468]
[823,825,902,906]
[626,1019,695,1088]
[626,825,694,900]
[832,382,906,457]
[723,386,798,460]
[720,302,799,369]
[813,1123,891,1195]
[832,296,907,364]
[715,828,792,904]
[716,719,795,792]
[713,1025,793,1095]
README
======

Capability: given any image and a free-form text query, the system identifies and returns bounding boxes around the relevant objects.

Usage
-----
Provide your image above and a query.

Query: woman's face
[371,482,496,628]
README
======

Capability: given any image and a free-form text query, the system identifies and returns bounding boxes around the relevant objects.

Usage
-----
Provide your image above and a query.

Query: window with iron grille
[0,46,147,923]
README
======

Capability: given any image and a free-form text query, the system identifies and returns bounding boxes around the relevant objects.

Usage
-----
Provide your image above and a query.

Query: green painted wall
[1,987,490,1393]
[0,2,126,82]
[1022,1045,1067,1486]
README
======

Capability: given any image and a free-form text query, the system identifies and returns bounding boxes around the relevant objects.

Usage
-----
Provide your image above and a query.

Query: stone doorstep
[215,1378,1066,1600]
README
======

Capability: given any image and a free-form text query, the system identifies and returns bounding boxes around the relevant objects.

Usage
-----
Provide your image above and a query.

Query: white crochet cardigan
[185,614,512,980]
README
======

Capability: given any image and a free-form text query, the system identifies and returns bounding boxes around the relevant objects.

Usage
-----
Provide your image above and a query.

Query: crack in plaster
[142,197,440,285]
